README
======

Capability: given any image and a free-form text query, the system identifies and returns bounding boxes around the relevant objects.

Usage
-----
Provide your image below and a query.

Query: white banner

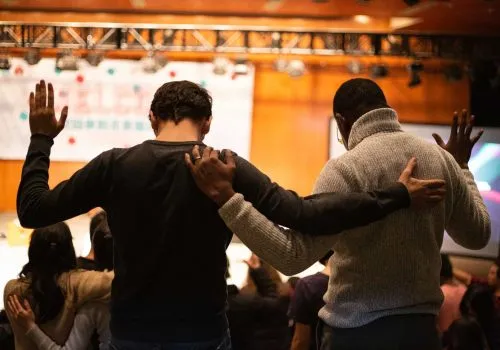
[0,58,254,161]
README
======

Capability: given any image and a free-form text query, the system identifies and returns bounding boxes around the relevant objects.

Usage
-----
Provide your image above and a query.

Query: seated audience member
[77,211,109,271]
[460,284,500,350]
[454,258,500,311]
[7,296,110,350]
[227,255,290,350]
[445,317,489,350]
[439,254,467,333]
[3,222,113,350]
[290,251,333,350]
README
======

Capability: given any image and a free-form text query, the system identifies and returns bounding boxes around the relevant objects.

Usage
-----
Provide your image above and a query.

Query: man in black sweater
[16,80,445,349]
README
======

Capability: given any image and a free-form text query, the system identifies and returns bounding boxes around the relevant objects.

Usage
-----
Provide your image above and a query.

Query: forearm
[25,325,79,350]
[447,170,491,249]
[219,194,333,275]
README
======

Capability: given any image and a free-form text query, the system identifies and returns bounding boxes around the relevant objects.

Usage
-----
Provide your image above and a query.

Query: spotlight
[271,32,281,49]
[24,48,41,65]
[56,50,79,71]
[444,64,463,82]
[0,55,11,70]
[286,59,306,77]
[213,56,230,75]
[371,64,388,78]
[163,29,176,46]
[234,58,250,75]
[273,58,288,72]
[408,60,423,87]
[85,50,104,67]
[347,60,362,74]
[141,51,167,74]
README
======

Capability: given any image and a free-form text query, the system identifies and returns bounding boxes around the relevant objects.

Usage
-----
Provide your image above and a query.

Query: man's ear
[201,116,212,136]
[149,111,159,135]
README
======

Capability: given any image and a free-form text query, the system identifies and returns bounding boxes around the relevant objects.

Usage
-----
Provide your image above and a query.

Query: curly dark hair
[150,80,212,124]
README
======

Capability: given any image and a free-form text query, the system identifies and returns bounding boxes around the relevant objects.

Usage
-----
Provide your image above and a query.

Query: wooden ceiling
[2,0,500,34]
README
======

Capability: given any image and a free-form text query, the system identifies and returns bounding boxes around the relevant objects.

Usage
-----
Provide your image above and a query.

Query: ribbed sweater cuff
[218,193,246,224]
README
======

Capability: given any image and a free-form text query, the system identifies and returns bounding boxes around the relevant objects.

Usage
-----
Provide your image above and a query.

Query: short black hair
[333,78,389,120]
[319,250,334,266]
[150,80,212,124]
[441,254,453,280]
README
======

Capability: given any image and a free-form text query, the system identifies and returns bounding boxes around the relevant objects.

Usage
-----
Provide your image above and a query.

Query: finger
[400,157,417,181]
[57,106,69,132]
[225,150,236,168]
[471,130,484,146]
[40,80,47,108]
[35,83,41,109]
[418,179,446,188]
[192,145,201,160]
[450,111,458,141]
[458,109,467,138]
[202,146,213,159]
[426,188,447,196]
[13,295,24,311]
[7,299,16,315]
[23,299,32,311]
[432,134,446,149]
[184,153,195,172]
[209,149,219,159]
[465,115,474,139]
[29,92,35,115]
[47,83,55,109]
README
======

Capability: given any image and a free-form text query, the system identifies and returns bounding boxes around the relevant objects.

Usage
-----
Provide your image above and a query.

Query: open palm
[29,80,68,138]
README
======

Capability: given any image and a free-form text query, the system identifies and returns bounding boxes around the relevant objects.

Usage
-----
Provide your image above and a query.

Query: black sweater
[17,135,410,342]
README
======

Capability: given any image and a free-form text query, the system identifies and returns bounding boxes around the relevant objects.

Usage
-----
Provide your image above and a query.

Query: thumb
[432,133,445,148]
[225,150,235,168]
[184,153,195,173]
[57,106,69,132]
[400,157,417,181]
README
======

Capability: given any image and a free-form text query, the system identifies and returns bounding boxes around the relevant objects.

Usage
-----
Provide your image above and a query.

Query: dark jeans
[110,330,232,350]
[320,314,440,350]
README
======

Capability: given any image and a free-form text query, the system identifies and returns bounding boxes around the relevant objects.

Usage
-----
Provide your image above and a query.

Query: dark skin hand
[185,146,446,209]
[432,109,484,169]
[29,80,68,138]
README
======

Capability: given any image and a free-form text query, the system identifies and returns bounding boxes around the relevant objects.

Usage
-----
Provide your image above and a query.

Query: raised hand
[7,295,36,331]
[432,110,483,169]
[244,254,262,270]
[29,80,68,138]
[398,158,447,209]
[185,145,236,206]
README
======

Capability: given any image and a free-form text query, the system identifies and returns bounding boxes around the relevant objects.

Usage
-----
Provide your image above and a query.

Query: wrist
[212,186,236,207]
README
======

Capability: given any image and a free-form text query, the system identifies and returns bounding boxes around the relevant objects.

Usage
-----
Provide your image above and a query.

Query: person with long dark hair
[3,222,113,350]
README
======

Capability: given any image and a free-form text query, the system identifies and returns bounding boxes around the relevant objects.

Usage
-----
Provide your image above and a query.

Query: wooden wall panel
[0,63,469,212]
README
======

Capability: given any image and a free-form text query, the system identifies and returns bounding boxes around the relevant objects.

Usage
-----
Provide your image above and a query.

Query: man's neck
[155,120,202,142]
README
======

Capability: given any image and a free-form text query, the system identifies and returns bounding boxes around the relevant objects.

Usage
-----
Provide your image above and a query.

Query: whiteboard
[0,58,254,161]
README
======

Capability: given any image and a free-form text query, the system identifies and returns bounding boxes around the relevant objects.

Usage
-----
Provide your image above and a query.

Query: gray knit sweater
[218,108,491,328]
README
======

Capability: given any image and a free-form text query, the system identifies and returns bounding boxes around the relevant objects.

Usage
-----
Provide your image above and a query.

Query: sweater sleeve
[17,134,114,229]
[25,303,110,350]
[232,156,410,236]
[444,153,491,249]
[72,271,113,307]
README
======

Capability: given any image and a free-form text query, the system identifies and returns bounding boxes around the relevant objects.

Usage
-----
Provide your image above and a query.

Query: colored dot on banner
[169,71,176,78]
[107,68,115,75]
[76,75,84,83]
[14,66,23,76]
[231,73,237,80]
[68,136,76,145]
[55,67,62,75]
[200,80,207,88]
[19,112,28,121]
[133,84,141,93]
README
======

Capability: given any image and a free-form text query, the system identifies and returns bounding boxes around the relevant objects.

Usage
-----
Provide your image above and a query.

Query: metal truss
[1,22,499,59]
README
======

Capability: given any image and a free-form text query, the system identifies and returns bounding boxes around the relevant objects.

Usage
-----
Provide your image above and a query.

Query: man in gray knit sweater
[187,79,491,349]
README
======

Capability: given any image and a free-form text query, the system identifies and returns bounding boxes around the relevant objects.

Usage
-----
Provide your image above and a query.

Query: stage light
[163,29,176,46]
[141,51,167,74]
[286,59,306,78]
[24,48,41,65]
[273,58,288,72]
[85,50,104,67]
[408,60,423,87]
[347,60,362,74]
[234,58,250,75]
[213,56,230,75]
[56,50,79,71]
[354,15,371,24]
[371,64,388,78]
[271,32,281,49]
[0,55,11,70]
